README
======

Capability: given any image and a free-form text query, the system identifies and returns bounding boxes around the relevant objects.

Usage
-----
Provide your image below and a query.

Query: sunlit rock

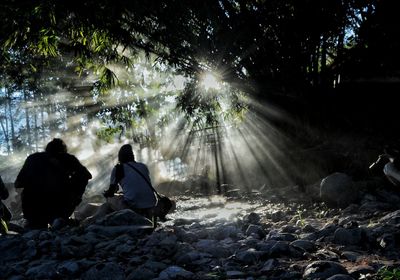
[380,209,400,225]
[378,233,400,249]
[245,224,266,239]
[74,202,104,221]
[341,251,362,262]
[304,222,338,241]
[235,248,263,264]
[290,239,317,252]
[348,265,376,279]
[245,212,261,224]
[96,209,152,227]
[315,248,340,261]
[266,230,297,242]
[303,261,348,279]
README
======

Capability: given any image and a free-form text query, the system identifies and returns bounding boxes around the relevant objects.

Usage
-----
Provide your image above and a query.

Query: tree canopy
[2,0,397,95]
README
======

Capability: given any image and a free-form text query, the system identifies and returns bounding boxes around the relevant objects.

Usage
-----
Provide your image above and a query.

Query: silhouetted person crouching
[15,138,92,228]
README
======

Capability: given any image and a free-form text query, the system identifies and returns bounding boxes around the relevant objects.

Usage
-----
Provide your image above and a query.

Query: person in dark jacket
[0,175,11,233]
[15,138,92,228]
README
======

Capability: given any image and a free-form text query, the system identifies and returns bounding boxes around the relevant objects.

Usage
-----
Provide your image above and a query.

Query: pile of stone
[1,172,400,279]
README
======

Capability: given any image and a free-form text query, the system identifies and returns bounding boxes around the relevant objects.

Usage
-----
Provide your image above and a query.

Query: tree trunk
[320,35,328,88]
[0,108,10,154]
[6,88,15,151]
[41,99,46,142]
[313,42,321,86]
[24,90,32,151]
[33,101,39,151]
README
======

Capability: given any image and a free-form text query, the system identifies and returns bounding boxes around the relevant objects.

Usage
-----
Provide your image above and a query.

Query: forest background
[0,0,398,194]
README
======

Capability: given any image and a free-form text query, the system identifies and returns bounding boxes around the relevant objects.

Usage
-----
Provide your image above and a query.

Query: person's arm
[71,155,92,180]
[369,154,390,176]
[67,155,92,202]
[103,165,120,198]
[142,163,152,184]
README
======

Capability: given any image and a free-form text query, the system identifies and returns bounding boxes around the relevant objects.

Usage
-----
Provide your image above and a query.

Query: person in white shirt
[103,144,157,221]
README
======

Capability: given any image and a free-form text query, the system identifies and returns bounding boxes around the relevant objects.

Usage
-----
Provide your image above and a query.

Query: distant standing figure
[103,144,157,222]
[200,164,211,196]
[370,146,400,186]
[15,138,92,228]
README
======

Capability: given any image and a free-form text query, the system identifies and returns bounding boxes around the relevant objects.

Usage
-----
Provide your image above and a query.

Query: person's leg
[21,194,49,229]
[134,207,157,228]
[107,194,128,211]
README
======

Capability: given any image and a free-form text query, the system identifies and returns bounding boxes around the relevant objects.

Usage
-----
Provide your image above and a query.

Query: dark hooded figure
[15,138,92,228]
[103,144,157,222]
[0,175,12,233]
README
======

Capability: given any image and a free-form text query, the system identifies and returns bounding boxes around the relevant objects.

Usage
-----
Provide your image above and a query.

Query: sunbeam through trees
[1,1,400,279]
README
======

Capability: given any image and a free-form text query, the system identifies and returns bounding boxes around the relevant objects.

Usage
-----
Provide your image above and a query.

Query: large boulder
[320,173,358,207]
[96,209,152,227]
[333,228,365,246]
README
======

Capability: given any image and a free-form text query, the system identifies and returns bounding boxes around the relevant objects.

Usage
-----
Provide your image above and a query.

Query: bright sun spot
[200,72,221,90]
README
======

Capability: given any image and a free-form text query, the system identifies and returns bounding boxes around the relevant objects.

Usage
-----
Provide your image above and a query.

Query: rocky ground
[1,172,400,279]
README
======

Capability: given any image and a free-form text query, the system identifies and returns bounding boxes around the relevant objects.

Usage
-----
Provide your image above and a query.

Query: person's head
[384,145,400,159]
[118,144,135,163]
[45,138,67,154]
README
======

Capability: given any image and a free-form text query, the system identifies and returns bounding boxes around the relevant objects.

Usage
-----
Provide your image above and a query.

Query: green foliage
[35,28,59,57]
[95,66,119,93]
[295,210,306,227]
[377,267,400,280]
[177,79,248,129]
[0,0,380,98]
[96,126,122,143]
